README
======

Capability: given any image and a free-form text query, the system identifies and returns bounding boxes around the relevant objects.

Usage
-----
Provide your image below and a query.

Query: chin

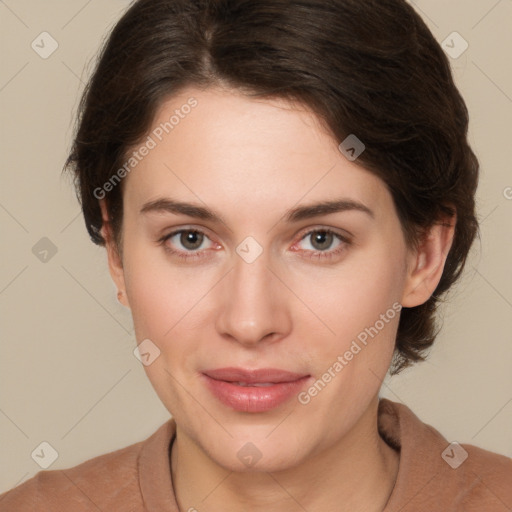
[199,433,307,474]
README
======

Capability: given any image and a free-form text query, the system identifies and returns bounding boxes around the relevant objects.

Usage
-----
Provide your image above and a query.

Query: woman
[1,0,510,510]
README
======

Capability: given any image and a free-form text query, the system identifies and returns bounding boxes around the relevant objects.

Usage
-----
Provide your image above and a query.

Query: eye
[158,226,351,263]
[158,228,216,261]
[294,228,351,261]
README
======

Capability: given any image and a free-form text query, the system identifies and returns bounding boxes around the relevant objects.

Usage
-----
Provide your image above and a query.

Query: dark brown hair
[64,0,480,375]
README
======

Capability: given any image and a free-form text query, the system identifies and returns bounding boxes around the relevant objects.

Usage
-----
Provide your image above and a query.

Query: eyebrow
[139,197,374,224]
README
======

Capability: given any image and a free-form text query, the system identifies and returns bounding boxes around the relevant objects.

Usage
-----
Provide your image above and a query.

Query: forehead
[122,86,389,220]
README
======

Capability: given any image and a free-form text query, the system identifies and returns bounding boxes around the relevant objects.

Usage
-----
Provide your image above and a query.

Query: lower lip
[202,374,311,413]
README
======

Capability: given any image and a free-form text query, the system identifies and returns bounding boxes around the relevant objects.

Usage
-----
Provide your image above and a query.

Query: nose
[215,247,292,347]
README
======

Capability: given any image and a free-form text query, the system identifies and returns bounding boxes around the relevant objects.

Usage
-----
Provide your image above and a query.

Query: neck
[170,394,399,512]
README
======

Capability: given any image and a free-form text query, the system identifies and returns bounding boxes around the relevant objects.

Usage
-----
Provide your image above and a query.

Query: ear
[401,212,456,308]
[99,199,130,309]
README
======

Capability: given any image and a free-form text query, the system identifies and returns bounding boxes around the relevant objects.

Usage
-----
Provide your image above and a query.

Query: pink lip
[201,367,311,413]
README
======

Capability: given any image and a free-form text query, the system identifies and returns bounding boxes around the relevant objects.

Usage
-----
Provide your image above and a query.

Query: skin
[100,85,455,512]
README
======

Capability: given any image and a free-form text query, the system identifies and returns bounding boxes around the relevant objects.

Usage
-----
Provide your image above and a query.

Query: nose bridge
[215,242,290,345]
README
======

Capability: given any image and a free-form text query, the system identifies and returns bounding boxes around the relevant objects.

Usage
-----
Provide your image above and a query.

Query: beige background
[1,0,511,494]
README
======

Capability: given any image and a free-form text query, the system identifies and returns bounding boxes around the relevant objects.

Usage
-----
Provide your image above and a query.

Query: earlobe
[99,199,129,309]
[401,214,456,308]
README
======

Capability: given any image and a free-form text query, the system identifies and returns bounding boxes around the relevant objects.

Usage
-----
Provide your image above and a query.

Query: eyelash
[158,227,351,262]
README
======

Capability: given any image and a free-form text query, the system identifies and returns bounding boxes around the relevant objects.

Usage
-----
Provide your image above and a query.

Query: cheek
[339,240,406,372]
[296,250,405,417]
[121,243,206,409]
[122,241,208,360]
[122,238,187,330]
[303,238,406,346]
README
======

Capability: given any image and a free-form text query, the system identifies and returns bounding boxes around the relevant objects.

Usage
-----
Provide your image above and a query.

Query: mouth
[202,367,309,383]
[229,382,276,387]
[201,367,312,413]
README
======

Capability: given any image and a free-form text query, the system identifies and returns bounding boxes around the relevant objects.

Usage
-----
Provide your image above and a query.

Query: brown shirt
[1,398,511,511]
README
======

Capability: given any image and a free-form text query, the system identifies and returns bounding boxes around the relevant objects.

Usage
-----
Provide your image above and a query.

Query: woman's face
[103,86,428,471]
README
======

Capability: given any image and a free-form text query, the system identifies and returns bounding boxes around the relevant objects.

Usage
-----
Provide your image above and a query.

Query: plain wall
[1,0,511,493]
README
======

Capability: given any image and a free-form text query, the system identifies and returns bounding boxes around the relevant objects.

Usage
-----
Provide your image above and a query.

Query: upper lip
[203,367,309,384]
